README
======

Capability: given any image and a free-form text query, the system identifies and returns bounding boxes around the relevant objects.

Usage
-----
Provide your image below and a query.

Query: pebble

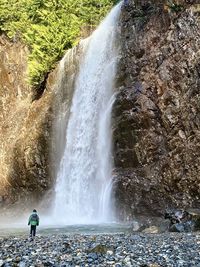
[0,233,199,266]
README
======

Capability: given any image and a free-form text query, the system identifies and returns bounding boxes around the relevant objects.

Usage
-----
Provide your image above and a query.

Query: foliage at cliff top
[0,0,117,88]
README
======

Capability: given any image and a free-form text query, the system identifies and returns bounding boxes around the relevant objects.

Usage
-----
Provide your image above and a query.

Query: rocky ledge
[0,232,200,266]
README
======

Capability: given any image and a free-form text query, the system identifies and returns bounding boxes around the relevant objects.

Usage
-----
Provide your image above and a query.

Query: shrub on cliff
[0,0,117,88]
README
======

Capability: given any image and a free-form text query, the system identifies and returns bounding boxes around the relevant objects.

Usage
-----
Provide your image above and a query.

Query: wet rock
[19,262,26,267]
[0,35,53,209]
[0,34,82,212]
[114,0,200,221]
[164,209,199,232]
[158,220,170,233]
[87,252,98,260]
[187,209,200,231]
[169,223,185,232]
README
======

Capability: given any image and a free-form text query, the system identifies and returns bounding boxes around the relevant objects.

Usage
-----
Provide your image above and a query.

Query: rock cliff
[0,1,199,221]
[0,35,83,213]
[113,0,200,220]
[0,35,54,211]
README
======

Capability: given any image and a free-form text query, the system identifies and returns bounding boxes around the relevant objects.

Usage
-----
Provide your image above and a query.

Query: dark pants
[30,225,36,237]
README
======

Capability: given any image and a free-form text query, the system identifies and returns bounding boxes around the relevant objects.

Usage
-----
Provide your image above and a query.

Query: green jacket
[28,212,39,226]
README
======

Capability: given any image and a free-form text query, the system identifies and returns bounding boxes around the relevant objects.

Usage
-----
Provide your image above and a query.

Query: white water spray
[53,4,121,224]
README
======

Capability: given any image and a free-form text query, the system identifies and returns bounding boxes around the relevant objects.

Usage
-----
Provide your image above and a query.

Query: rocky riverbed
[0,232,200,266]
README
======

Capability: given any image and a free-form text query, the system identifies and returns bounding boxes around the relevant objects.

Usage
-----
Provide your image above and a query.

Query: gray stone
[113,0,200,220]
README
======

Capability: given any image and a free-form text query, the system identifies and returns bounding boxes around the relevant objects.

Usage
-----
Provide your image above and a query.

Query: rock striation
[0,35,55,211]
[0,1,200,221]
[113,0,200,220]
[0,35,83,213]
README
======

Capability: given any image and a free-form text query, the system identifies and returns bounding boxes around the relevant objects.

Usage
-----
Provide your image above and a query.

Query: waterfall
[53,3,121,224]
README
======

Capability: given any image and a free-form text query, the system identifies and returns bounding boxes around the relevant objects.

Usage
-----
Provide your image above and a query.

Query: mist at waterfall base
[0,3,124,232]
[49,3,121,226]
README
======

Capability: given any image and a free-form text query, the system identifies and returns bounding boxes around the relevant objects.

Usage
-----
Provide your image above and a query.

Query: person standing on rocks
[28,209,39,240]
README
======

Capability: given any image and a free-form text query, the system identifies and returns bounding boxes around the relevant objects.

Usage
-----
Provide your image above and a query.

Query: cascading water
[53,3,121,224]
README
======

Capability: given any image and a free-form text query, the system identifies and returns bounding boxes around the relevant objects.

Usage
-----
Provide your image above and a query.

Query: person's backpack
[31,213,39,223]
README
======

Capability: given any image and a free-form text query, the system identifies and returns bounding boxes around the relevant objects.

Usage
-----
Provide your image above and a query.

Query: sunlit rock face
[0,0,199,222]
[113,0,200,220]
[0,35,53,210]
[0,35,82,212]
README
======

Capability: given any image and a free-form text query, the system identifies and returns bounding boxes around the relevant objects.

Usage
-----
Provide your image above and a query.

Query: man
[28,209,39,240]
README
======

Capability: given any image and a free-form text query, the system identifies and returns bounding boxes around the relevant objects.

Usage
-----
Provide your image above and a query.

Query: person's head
[33,209,37,213]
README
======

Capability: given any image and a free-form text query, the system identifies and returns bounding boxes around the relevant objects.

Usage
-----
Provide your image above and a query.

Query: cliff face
[0,35,83,212]
[113,0,200,220]
[0,1,199,220]
[0,35,54,210]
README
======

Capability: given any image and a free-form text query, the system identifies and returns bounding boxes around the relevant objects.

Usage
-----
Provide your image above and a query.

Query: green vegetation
[167,0,183,13]
[0,0,118,88]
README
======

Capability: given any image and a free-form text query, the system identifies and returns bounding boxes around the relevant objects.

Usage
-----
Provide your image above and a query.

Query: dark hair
[33,209,37,212]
